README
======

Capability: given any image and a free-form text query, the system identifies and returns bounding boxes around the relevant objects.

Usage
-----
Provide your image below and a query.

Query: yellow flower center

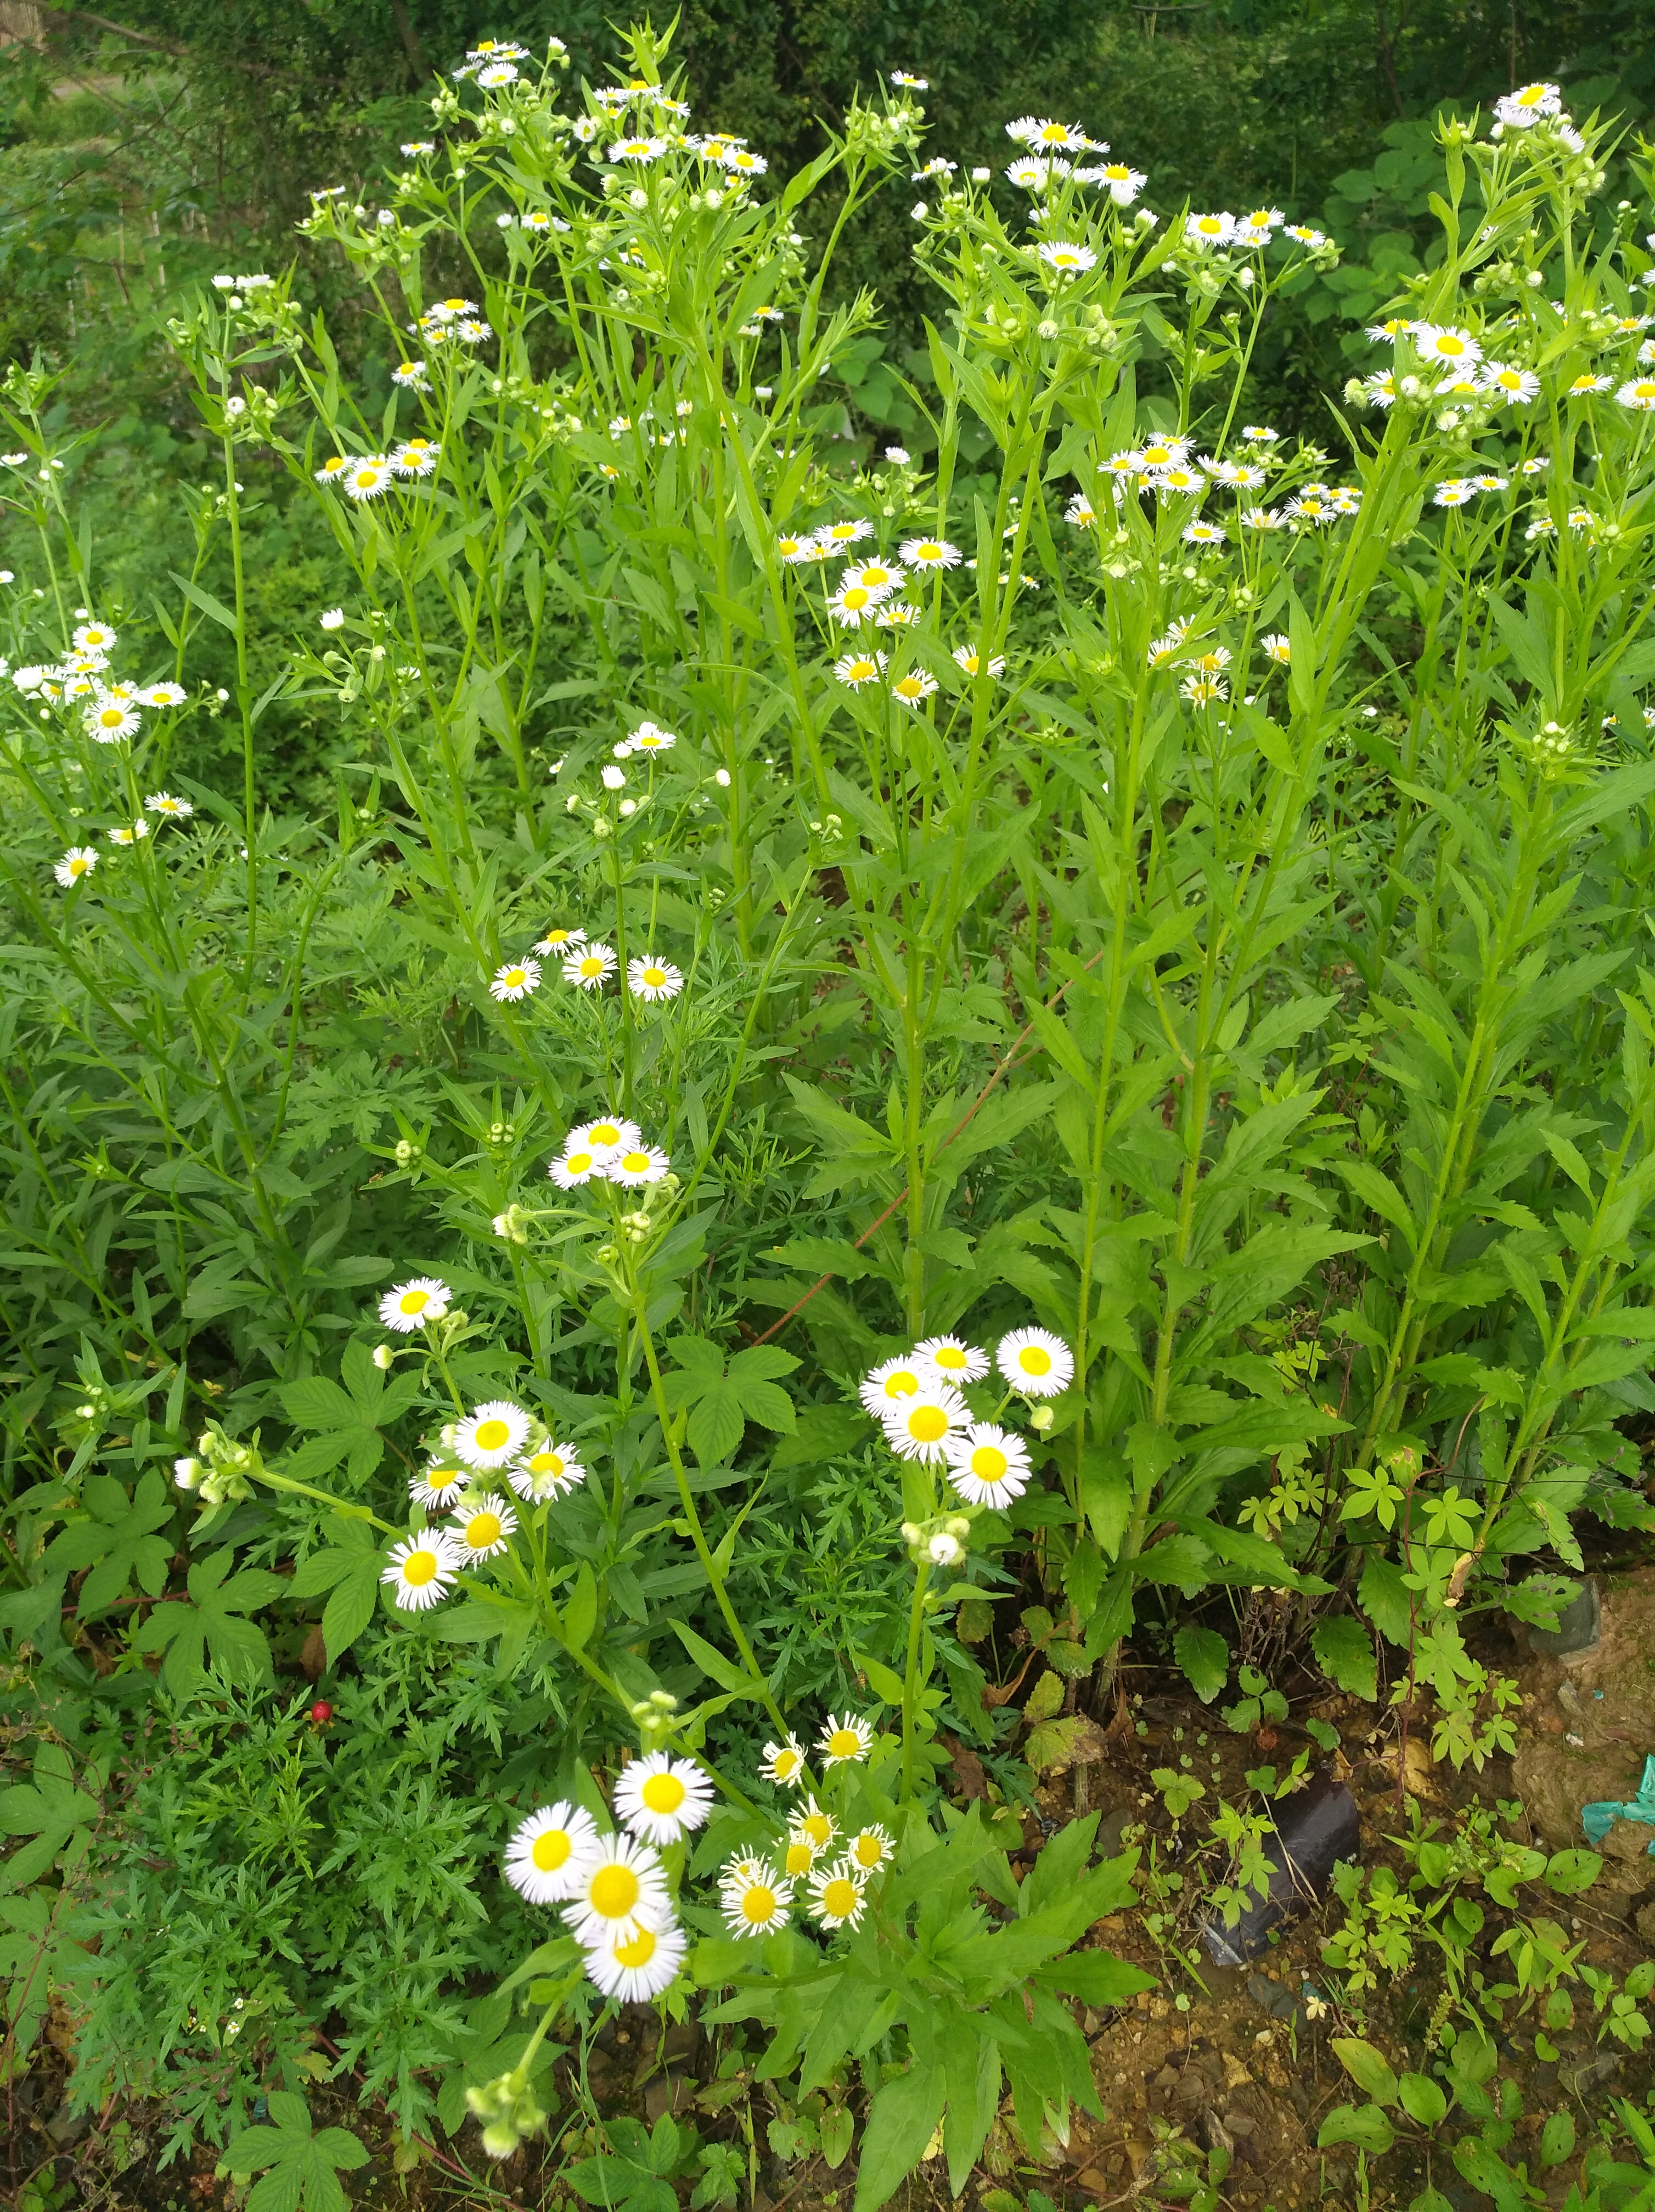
[590,1122,620,1143]
[473,1418,511,1452]
[618,1150,650,1173]
[842,588,871,611]
[466,1513,502,1549]
[565,1152,594,1176]
[932,1346,966,1370]
[907,1405,949,1442]
[99,710,123,727]
[1436,336,1465,357]
[853,1834,882,1867]
[774,1749,801,1776]
[353,469,379,488]
[640,1771,686,1813]
[532,1827,572,1870]
[821,1878,858,1917]
[740,1884,778,1924]
[802,1814,832,1847]
[531,1452,566,1477]
[403,1549,437,1586]
[589,1864,640,1920]
[643,967,667,987]
[580,958,604,978]
[784,1842,814,1875]
[826,1729,862,1759]
[970,1446,1009,1482]
[960,655,980,674]
[70,858,88,876]
[613,1926,657,1968]
[397,1289,430,1316]
[1018,1346,1052,1375]
[503,969,526,988]
[861,566,891,586]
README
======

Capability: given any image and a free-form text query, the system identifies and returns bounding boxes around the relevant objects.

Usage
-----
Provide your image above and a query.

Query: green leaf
[1398,2073,1447,2126]
[1332,2038,1399,2107]
[1311,1616,1377,1701]
[562,1562,599,1650]
[852,2061,946,2212]
[1539,2111,1575,2167]
[1543,1849,1601,1896]
[1172,1623,1229,1703]
[1317,2103,1396,2154]
[688,1381,747,1466]
[1035,1950,1156,2007]
[322,1561,382,1664]
[819,2106,853,2169]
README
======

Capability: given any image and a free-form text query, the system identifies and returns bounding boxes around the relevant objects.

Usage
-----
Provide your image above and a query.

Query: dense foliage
[3,12,1655,2210]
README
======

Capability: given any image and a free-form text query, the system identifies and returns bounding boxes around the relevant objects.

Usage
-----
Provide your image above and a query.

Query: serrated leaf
[1311,1616,1377,1701]
[1173,1623,1229,1703]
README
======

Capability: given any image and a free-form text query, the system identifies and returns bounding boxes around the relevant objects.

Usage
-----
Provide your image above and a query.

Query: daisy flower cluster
[719,1712,890,1940]
[548,1112,673,1194]
[502,1751,710,2002]
[14,618,188,748]
[858,1325,1072,1514]
[314,438,446,503]
[52,789,196,888]
[485,917,684,1006]
[383,1422,592,1616]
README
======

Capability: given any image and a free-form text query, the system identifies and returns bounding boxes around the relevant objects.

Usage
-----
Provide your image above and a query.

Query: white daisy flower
[819,518,871,547]
[569,1115,639,1159]
[817,1713,874,1766]
[890,669,938,710]
[628,956,684,1001]
[722,1863,792,1937]
[1242,424,1280,443]
[807,1858,868,1930]
[996,1326,1074,1396]
[1138,436,1190,471]
[1433,481,1476,507]
[1363,372,1400,408]
[841,558,905,597]
[1181,673,1226,704]
[563,1831,673,1946]
[1005,157,1054,191]
[789,1797,838,1854]
[761,1735,807,1787]
[1183,520,1226,544]
[1007,116,1087,151]
[54,846,98,888]
[1236,205,1285,243]
[882,1384,967,1462]
[628,720,677,753]
[410,1460,468,1511]
[489,958,542,1002]
[1283,224,1326,246]
[613,1751,716,1845]
[140,680,188,707]
[774,532,814,563]
[607,134,667,163]
[549,1145,601,1189]
[898,535,960,568]
[564,942,618,989]
[835,649,888,687]
[85,700,139,743]
[1412,323,1481,368]
[859,1354,927,1417]
[1286,493,1334,525]
[314,456,353,484]
[509,1443,587,1503]
[452,1400,532,1470]
[945,1421,1033,1505]
[452,1496,517,1561]
[342,457,393,500]
[382,1530,464,1610]
[846,1823,893,1873]
[107,822,145,847]
[606,1143,671,1187]
[1037,240,1097,274]
[533,925,587,955]
[1085,161,1145,204]
[875,605,920,630]
[953,644,1005,680]
[1261,633,1291,664]
[72,622,117,654]
[504,1801,603,1904]
[476,60,519,86]
[915,1334,989,1385]
[1240,506,1284,530]
[1495,81,1561,127]
[891,70,927,88]
[1065,494,1097,526]
[779,1835,819,1880]
[1617,377,1655,411]
[720,147,768,176]
[1481,363,1539,405]
[1185,211,1235,248]
[1519,456,1549,475]
[827,582,880,627]
[145,791,194,819]
[379,1276,451,1331]
[584,1917,686,2001]
[390,438,440,477]
[392,360,429,388]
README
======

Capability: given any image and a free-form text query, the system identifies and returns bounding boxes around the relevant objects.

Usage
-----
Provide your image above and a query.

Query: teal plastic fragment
[1581,1754,1655,1852]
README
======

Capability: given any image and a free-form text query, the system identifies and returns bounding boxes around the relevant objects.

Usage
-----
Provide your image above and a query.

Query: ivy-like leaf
[221,2090,368,2212]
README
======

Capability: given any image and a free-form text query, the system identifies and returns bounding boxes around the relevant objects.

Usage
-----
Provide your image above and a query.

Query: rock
[1601,1818,1655,1865]
[1529,1577,1601,1658]
[1511,1566,1655,1849]
[1635,1900,1655,1943]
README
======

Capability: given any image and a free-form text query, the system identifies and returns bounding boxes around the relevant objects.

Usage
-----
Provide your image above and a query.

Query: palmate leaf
[43,1471,174,1620]
[130,1548,284,1695]
[221,2091,367,2212]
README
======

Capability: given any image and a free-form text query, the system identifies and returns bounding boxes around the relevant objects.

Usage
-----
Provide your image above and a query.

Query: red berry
[310,1701,333,1725]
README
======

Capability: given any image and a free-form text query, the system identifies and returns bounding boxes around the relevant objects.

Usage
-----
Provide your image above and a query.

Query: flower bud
[1029,1405,1055,1432]
[372,1344,395,1370]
